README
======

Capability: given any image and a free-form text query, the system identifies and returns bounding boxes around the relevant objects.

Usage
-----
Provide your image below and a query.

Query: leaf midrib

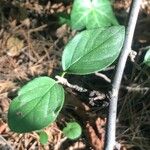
[95,8,117,25]
[19,83,52,96]
[18,82,56,120]
[72,8,90,28]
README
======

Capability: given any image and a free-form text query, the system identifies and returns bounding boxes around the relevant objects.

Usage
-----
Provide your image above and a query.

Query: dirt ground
[0,0,150,150]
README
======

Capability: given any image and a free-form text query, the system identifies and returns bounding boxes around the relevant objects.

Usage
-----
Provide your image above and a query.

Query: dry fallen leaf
[86,117,106,150]
[0,121,7,134]
[0,80,16,93]
[6,36,24,57]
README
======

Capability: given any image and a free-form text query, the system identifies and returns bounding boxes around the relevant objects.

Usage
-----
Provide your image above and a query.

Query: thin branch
[0,135,14,150]
[95,72,111,83]
[121,85,149,92]
[55,76,87,92]
[104,1,142,150]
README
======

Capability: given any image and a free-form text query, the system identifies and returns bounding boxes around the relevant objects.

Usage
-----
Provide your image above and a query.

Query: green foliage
[39,131,49,145]
[144,49,150,66]
[58,13,71,26]
[63,122,82,140]
[62,26,125,75]
[8,77,64,133]
[71,0,118,30]
[7,0,125,136]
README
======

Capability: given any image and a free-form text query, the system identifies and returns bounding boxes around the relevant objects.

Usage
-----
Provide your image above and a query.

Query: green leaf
[63,122,82,140]
[144,49,150,66]
[62,26,125,75]
[71,0,118,30]
[8,77,64,133]
[39,131,49,145]
[58,13,71,26]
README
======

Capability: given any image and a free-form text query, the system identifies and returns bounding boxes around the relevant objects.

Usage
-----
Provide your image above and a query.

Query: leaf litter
[0,0,150,150]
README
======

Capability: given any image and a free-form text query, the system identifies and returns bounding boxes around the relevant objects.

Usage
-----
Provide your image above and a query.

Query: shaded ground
[0,0,150,150]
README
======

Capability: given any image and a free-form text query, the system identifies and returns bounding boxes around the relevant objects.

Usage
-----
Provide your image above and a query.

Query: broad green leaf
[71,0,118,30]
[62,26,125,75]
[8,77,64,133]
[144,49,150,66]
[63,122,82,140]
[39,131,49,145]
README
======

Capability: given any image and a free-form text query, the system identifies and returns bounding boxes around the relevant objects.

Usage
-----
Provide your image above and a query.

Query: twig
[139,45,150,51]
[28,24,47,34]
[0,135,14,150]
[95,72,111,83]
[121,85,149,92]
[55,75,87,92]
[104,1,142,150]
[56,76,109,107]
